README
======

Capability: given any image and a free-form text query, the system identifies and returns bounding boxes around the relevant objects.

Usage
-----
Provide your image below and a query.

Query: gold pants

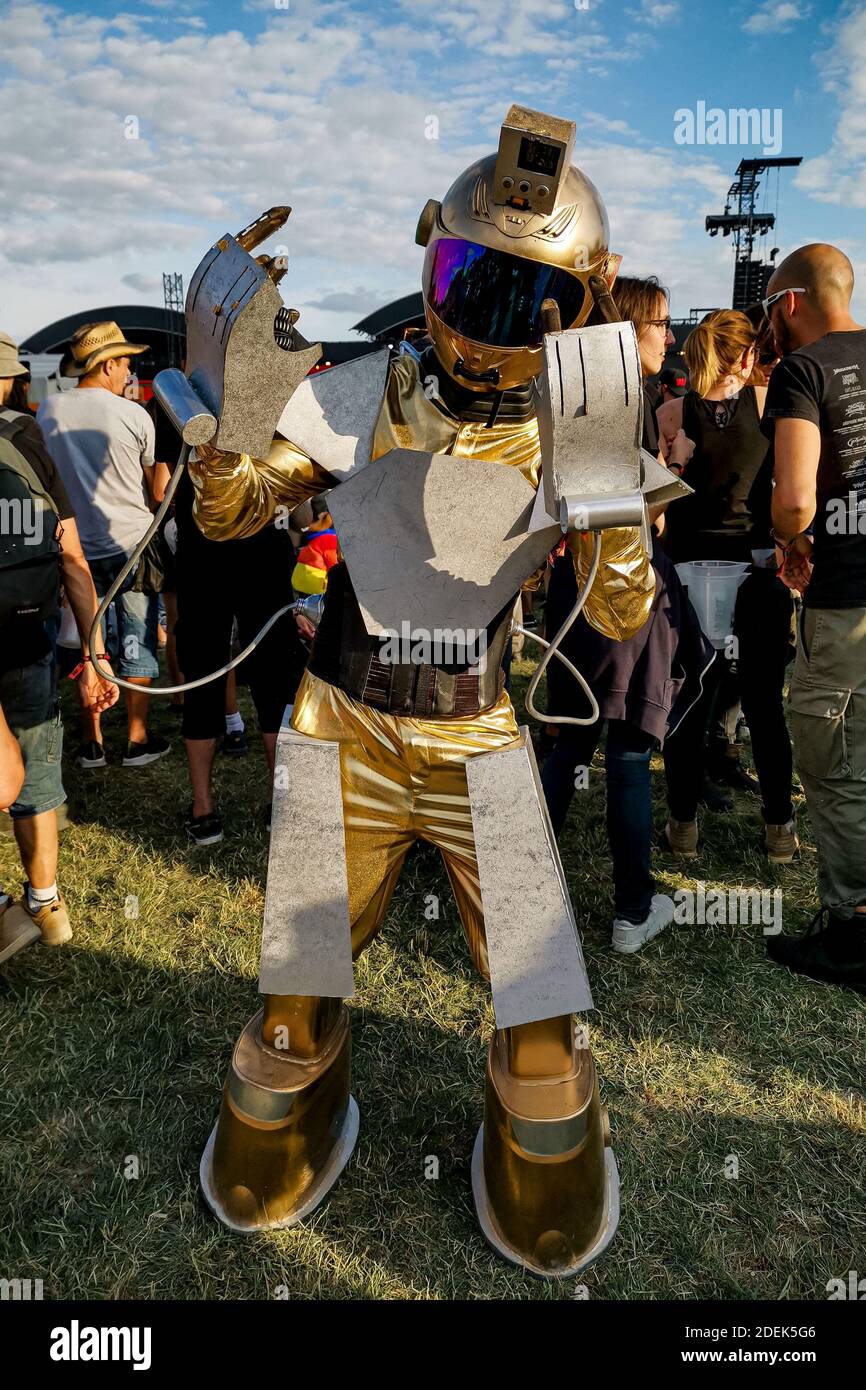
[207,670,614,1273]
[291,669,521,974]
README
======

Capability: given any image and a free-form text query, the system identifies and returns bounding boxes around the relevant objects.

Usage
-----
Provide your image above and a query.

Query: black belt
[307,562,514,719]
[355,656,504,718]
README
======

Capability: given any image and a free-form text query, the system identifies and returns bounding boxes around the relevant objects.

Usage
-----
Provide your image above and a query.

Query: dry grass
[1,659,864,1300]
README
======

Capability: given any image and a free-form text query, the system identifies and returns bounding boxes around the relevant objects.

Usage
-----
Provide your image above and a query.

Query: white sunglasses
[762,287,806,318]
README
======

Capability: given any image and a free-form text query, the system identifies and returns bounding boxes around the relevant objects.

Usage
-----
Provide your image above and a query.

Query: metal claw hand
[173,206,322,459]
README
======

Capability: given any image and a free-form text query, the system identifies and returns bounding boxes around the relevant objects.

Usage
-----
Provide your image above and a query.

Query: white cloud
[629,0,681,27]
[121,272,165,293]
[303,287,385,314]
[795,5,866,207]
[0,0,838,342]
[743,1,810,36]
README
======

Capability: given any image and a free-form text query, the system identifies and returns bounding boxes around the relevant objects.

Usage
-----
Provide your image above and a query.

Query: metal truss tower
[705,157,802,310]
[162,272,184,368]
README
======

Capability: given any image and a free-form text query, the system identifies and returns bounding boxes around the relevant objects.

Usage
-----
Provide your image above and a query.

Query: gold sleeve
[188,439,335,542]
[569,528,656,642]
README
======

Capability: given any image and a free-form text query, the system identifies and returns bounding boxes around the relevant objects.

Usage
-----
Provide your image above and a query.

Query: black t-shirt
[4,413,74,521]
[763,330,866,608]
[0,411,74,673]
[642,386,659,456]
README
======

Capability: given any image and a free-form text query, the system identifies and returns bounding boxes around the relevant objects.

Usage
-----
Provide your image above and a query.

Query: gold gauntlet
[569,527,655,642]
[189,439,334,542]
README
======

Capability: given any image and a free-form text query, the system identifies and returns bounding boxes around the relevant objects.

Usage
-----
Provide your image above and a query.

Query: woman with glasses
[541,275,715,951]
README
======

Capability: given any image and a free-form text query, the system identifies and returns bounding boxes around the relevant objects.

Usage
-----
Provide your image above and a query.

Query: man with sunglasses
[761,242,866,991]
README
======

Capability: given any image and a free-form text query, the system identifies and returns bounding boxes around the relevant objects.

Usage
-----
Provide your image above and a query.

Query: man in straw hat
[38,322,170,770]
[0,329,118,964]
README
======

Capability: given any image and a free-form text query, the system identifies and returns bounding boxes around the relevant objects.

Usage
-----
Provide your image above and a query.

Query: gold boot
[200,995,359,1232]
[472,1015,618,1278]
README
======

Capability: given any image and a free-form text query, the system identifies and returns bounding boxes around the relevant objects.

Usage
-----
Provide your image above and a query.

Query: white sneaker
[612,893,675,955]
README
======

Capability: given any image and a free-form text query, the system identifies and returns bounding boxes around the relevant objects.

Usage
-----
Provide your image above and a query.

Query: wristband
[67,655,110,681]
[770,528,795,554]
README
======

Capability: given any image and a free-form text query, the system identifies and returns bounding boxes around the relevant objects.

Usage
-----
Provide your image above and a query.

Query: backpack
[0,409,61,627]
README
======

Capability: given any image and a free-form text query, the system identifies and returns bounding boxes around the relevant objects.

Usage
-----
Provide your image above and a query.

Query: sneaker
[75,739,107,769]
[663,817,699,859]
[185,805,223,847]
[612,893,675,955]
[765,818,799,864]
[122,734,171,768]
[766,907,866,993]
[0,897,40,963]
[12,886,72,948]
[221,730,248,758]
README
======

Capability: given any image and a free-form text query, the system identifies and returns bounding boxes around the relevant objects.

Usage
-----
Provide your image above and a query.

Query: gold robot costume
[186,105,654,1279]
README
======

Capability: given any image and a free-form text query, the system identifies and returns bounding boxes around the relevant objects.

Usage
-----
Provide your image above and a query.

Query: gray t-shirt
[37,387,156,559]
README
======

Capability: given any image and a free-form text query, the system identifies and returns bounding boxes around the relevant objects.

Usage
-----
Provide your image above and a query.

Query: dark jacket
[545,387,715,744]
[546,536,714,746]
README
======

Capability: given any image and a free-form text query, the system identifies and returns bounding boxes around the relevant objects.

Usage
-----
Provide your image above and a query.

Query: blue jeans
[0,654,65,819]
[541,717,655,923]
[88,552,160,679]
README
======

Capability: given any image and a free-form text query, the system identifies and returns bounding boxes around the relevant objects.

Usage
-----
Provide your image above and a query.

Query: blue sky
[1,0,864,345]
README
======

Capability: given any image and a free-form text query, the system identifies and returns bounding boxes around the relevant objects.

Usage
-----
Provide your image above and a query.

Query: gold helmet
[416,105,620,392]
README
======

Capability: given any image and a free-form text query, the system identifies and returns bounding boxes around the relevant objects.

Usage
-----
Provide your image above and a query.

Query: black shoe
[766,907,866,992]
[708,757,760,794]
[221,730,248,757]
[122,734,171,767]
[185,805,223,847]
[75,740,107,769]
[697,776,733,813]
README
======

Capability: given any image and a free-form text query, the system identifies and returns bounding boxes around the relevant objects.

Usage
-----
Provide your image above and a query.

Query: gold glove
[569,527,655,642]
[189,439,334,542]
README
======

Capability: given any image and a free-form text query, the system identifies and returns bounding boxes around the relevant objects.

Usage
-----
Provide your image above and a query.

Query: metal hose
[86,445,298,696]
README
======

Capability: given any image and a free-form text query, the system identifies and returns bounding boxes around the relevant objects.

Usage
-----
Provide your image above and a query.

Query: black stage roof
[353,292,425,340]
[21,305,185,355]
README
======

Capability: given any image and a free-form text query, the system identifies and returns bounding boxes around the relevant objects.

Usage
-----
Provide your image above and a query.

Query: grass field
[1,657,864,1301]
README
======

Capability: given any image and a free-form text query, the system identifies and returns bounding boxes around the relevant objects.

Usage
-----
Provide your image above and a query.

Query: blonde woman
[657,309,767,563]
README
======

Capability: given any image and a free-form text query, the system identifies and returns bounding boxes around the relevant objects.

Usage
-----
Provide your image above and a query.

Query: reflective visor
[425,237,586,348]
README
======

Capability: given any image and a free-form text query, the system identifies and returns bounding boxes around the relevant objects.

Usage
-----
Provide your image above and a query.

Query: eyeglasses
[645,316,672,332]
[761,287,806,319]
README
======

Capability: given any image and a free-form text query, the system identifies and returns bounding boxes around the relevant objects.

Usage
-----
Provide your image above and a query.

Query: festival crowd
[1,241,864,994]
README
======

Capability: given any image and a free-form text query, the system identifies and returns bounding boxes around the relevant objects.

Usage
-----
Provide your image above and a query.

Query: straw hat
[0,330,28,378]
[66,321,149,377]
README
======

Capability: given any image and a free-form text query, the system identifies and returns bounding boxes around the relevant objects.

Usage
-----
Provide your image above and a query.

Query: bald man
[761,242,866,991]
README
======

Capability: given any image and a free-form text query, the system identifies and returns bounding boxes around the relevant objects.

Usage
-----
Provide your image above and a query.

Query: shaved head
[768,243,854,310]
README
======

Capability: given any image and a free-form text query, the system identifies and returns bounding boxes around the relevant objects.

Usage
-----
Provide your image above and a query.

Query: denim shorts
[88,551,160,679]
[0,654,65,819]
